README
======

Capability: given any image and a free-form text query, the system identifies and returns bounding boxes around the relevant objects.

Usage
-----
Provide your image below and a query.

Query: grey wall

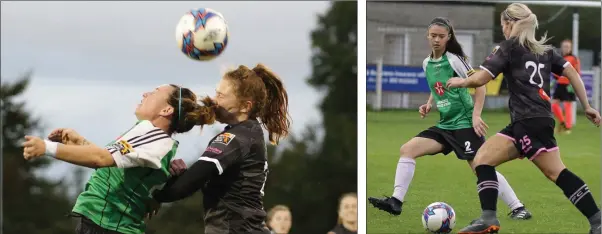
[367,2,496,109]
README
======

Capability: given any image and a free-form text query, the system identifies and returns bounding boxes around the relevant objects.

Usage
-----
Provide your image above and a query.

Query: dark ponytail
[167,85,217,134]
[252,64,291,145]
[429,17,467,59]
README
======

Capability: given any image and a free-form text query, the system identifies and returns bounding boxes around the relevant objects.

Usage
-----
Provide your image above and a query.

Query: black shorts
[416,126,485,160]
[552,84,576,101]
[71,213,124,234]
[497,117,558,160]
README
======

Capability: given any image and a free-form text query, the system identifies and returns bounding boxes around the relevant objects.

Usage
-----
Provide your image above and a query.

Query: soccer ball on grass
[421,202,456,233]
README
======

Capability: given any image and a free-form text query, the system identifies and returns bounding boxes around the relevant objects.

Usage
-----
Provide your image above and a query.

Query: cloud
[1,1,330,86]
[1,1,329,186]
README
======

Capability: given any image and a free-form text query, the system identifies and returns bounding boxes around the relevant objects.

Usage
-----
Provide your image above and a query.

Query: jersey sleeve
[480,44,510,79]
[551,50,570,76]
[105,131,175,169]
[422,57,429,72]
[448,53,476,78]
[198,132,247,175]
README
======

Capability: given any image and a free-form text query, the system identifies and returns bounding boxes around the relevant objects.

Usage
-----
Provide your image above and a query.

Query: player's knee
[472,151,493,167]
[541,166,564,182]
[399,144,420,159]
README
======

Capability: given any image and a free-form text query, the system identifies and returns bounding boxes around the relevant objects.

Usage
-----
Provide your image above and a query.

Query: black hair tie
[503,10,520,21]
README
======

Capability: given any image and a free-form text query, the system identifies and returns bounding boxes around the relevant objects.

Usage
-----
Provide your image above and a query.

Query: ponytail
[195,96,218,130]
[252,64,291,145]
[167,85,217,134]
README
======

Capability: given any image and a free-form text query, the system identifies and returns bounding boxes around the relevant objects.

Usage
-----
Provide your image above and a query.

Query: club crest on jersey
[213,133,235,145]
[434,81,445,96]
[113,139,133,155]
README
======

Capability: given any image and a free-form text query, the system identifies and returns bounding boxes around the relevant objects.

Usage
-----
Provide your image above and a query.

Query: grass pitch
[367,110,601,233]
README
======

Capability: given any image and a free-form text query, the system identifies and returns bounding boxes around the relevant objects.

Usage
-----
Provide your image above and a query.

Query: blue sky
[1,1,328,186]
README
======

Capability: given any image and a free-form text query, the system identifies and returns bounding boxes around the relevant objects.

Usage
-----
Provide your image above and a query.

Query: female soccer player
[22,84,217,234]
[328,193,358,234]
[552,39,581,134]
[446,4,601,233]
[149,64,291,234]
[266,205,293,234]
[368,17,531,220]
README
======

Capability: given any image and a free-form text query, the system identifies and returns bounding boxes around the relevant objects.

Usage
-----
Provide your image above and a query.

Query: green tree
[264,2,358,233]
[2,74,75,234]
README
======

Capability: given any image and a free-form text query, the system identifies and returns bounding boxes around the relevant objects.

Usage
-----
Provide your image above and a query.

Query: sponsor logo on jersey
[436,99,451,108]
[205,146,223,154]
[114,139,133,155]
[434,81,445,96]
[213,133,235,145]
[538,88,551,101]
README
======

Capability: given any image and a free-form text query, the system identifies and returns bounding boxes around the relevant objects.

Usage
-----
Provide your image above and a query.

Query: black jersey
[199,119,270,234]
[480,38,569,122]
[329,224,357,234]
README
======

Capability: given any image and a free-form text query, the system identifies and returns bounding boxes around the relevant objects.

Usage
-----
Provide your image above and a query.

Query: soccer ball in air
[421,202,456,233]
[176,8,229,61]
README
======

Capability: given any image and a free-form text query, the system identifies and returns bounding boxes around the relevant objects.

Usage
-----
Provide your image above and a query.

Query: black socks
[475,165,498,213]
[555,168,600,219]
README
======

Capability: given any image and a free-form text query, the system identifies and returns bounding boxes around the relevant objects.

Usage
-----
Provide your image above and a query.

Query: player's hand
[23,136,46,160]
[472,115,489,137]
[169,159,188,176]
[144,198,161,220]
[48,128,84,145]
[446,77,466,89]
[584,107,601,127]
[419,103,432,119]
[47,128,64,143]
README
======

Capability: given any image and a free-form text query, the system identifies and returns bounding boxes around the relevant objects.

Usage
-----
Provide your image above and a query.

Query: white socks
[392,157,416,202]
[496,171,524,210]
[390,157,523,211]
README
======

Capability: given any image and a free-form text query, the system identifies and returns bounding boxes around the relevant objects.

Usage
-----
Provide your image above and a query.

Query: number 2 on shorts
[464,141,472,152]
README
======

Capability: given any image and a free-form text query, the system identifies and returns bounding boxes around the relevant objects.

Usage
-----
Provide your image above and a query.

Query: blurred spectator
[328,193,357,234]
[267,205,292,234]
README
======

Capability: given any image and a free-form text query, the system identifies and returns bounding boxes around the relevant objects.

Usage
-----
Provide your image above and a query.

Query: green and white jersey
[422,52,477,130]
[72,120,178,234]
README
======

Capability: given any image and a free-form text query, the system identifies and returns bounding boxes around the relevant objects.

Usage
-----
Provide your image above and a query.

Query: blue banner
[366,64,430,92]
[582,73,594,101]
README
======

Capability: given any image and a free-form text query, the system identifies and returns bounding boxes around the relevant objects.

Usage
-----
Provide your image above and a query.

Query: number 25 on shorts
[519,135,532,153]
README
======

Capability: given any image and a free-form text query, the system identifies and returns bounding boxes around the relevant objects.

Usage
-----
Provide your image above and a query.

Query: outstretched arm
[152,160,218,203]
[55,144,116,168]
[461,70,493,88]
[449,43,509,89]
[153,134,245,203]
[42,122,174,169]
